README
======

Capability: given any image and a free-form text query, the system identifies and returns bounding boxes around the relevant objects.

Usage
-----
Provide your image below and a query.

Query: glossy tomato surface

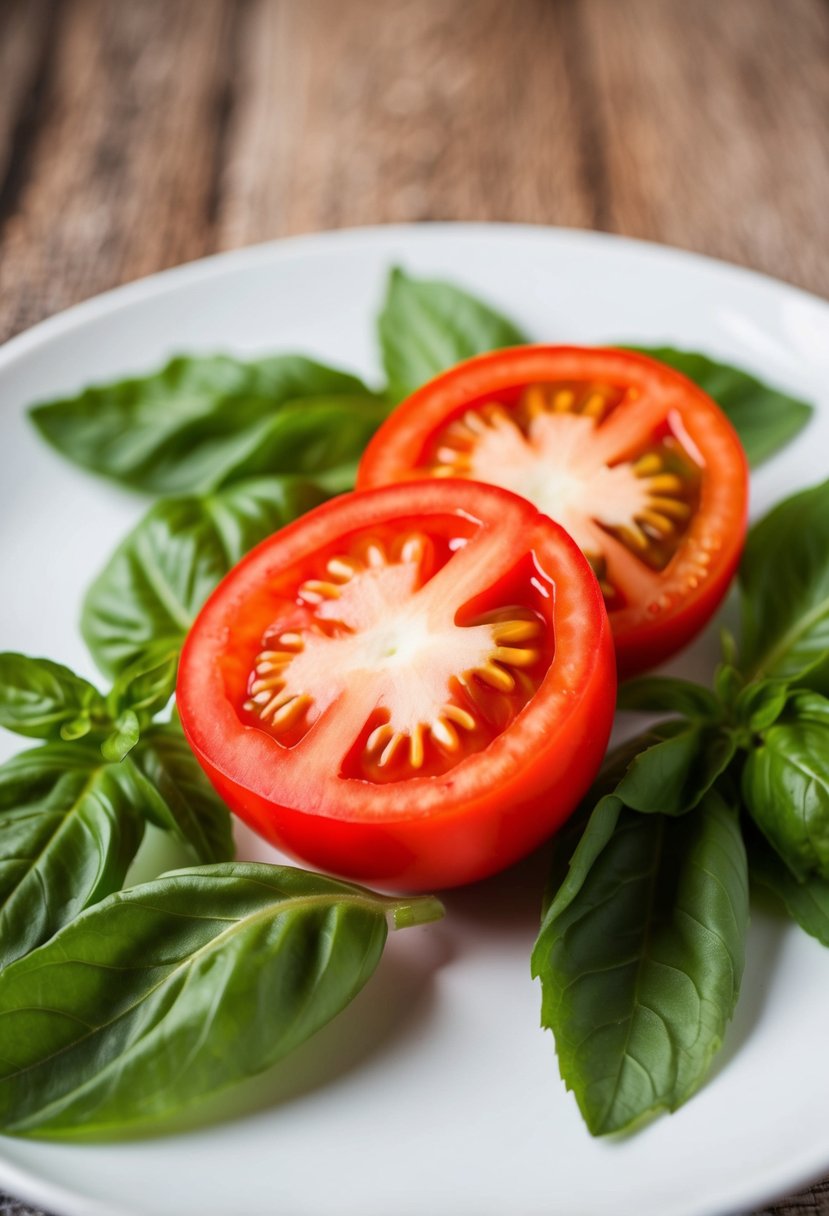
[178,481,616,890]
[357,347,749,677]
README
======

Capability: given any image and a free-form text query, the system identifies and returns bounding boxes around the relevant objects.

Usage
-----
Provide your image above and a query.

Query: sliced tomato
[357,347,749,677]
[177,481,615,891]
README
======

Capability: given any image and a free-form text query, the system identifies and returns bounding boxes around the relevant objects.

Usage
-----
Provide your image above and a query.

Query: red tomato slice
[178,481,615,891]
[357,347,749,677]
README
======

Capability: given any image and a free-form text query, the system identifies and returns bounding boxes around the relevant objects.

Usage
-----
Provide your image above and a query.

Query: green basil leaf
[783,690,829,725]
[82,477,326,677]
[107,647,179,720]
[0,654,106,741]
[100,711,141,763]
[30,355,386,495]
[0,743,146,969]
[594,723,691,789]
[542,795,624,922]
[733,679,789,733]
[624,347,812,467]
[720,627,739,669]
[617,676,721,721]
[713,664,744,708]
[0,864,443,1138]
[614,724,737,816]
[59,715,97,742]
[742,718,829,881]
[542,724,705,918]
[748,825,829,947]
[205,395,389,492]
[532,790,748,1136]
[128,723,233,864]
[379,268,528,402]
[739,478,829,692]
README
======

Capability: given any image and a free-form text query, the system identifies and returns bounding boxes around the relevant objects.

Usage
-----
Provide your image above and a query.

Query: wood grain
[1,2,829,1213]
[0,0,55,209]
[585,0,829,289]
[218,0,597,241]
[1,0,827,345]
[0,0,240,341]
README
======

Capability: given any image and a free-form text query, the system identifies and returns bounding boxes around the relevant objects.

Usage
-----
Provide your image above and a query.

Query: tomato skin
[178,481,616,891]
[357,346,749,678]
[189,641,613,890]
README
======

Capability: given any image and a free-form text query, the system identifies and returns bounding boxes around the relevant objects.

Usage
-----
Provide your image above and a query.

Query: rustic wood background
[1,0,828,1212]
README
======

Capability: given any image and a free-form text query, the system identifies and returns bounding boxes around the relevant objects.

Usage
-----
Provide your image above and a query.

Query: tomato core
[236,519,553,783]
[422,383,703,608]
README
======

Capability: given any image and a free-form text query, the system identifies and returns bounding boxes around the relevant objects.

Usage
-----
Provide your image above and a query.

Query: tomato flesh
[178,481,616,890]
[357,347,749,676]
[240,521,553,782]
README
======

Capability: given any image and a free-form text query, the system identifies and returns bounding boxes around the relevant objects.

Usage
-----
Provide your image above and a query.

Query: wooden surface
[1,0,828,1212]
[1,0,829,346]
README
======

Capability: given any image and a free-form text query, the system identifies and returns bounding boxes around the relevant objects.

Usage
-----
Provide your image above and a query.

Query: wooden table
[0,0,828,1212]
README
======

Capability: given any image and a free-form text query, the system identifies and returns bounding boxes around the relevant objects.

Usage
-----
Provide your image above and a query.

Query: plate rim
[1,221,828,1216]
[1,221,827,376]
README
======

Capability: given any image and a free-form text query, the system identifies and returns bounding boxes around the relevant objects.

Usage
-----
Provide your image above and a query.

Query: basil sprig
[0,651,234,964]
[0,864,443,1139]
[535,475,829,1136]
[0,742,147,969]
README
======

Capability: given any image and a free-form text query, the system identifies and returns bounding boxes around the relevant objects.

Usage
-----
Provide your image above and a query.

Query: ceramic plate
[1,225,828,1216]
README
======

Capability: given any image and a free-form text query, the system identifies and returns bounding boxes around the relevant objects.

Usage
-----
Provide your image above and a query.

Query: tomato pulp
[178,481,616,890]
[357,347,749,677]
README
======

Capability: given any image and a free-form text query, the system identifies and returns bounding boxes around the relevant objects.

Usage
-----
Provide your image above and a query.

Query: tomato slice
[357,347,749,676]
[177,481,615,891]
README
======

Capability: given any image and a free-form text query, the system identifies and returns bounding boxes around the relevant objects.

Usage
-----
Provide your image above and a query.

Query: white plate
[1,224,828,1216]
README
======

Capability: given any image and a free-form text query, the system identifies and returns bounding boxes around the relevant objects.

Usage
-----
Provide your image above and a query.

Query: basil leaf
[594,723,691,789]
[543,795,624,922]
[733,679,789,733]
[742,717,829,881]
[532,790,748,1136]
[0,864,443,1138]
[107,647,179,721]
[783,690,829,725]
[0,743,146,969]
[128,723,234,864]
[748,825,829,947]
[101,711,141,763]
[82,477,326,677]
[720,627,739,669]
[0,654,106,741]
[713,663,744,708]
[379,268,528,402]
[625,347,812,467]
[542,723,709,918]
[206,395,389,492]
[30,355,386,495]
[614,724,736,816]
[617,676,721,721]
[739,478,829,691]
